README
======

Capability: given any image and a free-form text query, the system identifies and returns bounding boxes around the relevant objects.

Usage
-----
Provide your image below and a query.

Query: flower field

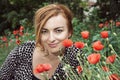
[0,19,120,79]
[65,20,120,80]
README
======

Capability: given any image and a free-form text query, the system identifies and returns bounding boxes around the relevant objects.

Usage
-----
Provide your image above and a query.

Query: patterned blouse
[0,41,82,80]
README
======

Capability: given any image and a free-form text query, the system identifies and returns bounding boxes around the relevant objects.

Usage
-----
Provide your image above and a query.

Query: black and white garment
[0,41,82,80]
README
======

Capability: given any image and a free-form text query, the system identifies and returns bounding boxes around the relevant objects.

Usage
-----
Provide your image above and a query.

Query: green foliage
[0,42,16,66]
[0,0,50,34]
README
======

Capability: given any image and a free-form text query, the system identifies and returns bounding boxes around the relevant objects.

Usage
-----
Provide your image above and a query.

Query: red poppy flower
[34,64,45,74]
[99,23,104,28]
[1,36,7,42]
[100,31,108,38]
[34,63,52,74]
[62,39,73,47]
[13,30,19,35]
[76,66,83,74]
[92,40,104,51]
[74,42,85,49]
[15,36,19,39]
[106,54,116,64]
[81,31,89,39]
[116,21,120,27]
[104,21,109,27]
[102,66,109,72]
[19,32,24,36]
[16,39,21,45]
[87,53,101,64]
[109,73,120,80]
[19,26,24,32]
[42,63,52,71]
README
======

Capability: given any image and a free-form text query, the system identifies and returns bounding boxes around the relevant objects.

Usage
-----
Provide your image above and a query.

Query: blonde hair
[34,3,73,49]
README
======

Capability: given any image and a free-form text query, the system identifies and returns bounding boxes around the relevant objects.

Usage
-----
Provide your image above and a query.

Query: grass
[0,43,16,66]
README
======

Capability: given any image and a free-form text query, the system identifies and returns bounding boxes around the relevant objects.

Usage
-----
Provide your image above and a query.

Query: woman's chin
[46,45,64,55]
[48,48,62,55]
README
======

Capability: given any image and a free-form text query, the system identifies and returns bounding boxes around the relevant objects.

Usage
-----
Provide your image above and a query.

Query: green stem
[85,43,91,54]
[109,44,120,60]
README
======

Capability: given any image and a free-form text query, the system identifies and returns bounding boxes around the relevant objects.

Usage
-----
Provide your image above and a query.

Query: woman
[0,4,82,80]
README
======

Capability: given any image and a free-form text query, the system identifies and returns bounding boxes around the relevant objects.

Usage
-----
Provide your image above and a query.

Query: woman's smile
[48,43,58,48]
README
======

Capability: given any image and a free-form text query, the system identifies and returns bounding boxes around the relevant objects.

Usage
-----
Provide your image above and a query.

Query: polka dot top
[0,41,82,80]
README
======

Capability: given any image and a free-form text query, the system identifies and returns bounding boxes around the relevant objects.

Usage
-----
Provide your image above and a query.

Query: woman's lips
[48,43,57,48]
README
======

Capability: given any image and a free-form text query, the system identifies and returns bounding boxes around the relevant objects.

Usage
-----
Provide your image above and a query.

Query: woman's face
[41,14,71,54]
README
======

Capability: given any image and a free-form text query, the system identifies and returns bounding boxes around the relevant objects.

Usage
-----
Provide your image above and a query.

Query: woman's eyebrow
[55,26,64,29]
[42,26,64,30]
[41,28,47,30]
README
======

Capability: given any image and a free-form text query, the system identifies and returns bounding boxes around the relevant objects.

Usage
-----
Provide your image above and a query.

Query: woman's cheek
[55,33,69,40]
[41,35,48,42]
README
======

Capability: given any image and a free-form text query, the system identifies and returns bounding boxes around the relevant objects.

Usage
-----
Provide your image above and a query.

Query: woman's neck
[32,47,61,80]
[44,47,65,57]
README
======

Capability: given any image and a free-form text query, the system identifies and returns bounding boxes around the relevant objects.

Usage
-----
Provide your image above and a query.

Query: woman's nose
[48,32,55,42]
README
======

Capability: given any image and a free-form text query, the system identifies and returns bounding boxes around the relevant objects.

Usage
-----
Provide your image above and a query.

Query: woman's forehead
[43,15,67,29]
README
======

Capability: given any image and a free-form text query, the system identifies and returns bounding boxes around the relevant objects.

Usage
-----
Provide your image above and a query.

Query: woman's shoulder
[19,40,35,50]
[18,40,35,54]
[65,45,82,55]
[20,40,35,47]
[63,45,83,67]
[9,40,36,58]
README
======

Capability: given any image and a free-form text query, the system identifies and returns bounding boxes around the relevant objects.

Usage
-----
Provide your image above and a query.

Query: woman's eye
[41,30,48,34]
[56,29,63,33]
